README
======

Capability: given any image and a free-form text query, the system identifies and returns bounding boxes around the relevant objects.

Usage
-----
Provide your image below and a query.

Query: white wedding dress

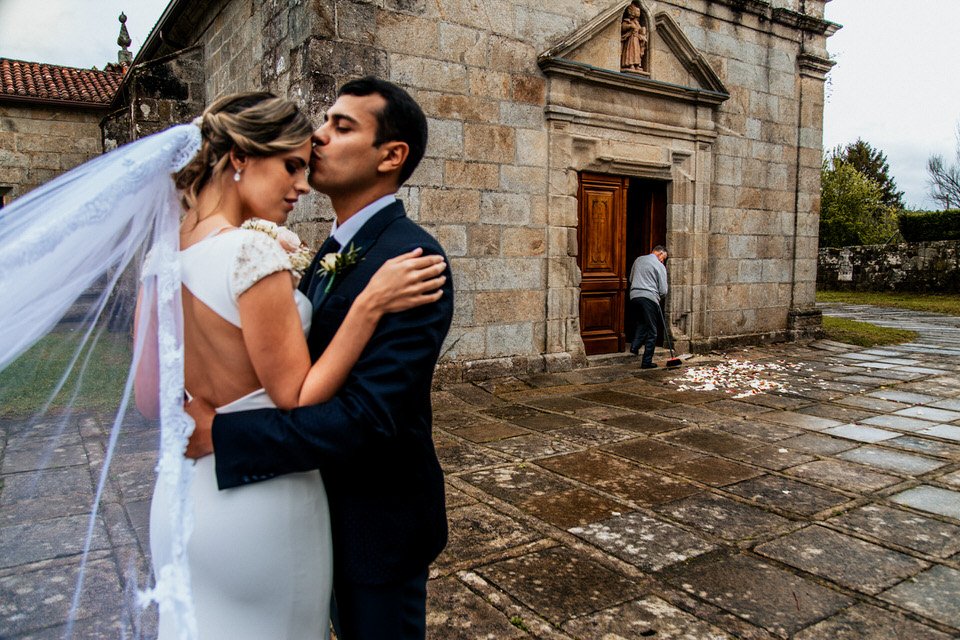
[149,229,332,639]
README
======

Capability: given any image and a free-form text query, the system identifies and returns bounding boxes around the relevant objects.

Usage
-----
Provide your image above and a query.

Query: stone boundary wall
[818,240,960,293]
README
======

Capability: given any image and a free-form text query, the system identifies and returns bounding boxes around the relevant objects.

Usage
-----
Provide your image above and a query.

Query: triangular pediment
[538,1,728,106]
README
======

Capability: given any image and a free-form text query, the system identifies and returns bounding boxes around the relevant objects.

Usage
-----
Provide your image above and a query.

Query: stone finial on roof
[117,13,133,65]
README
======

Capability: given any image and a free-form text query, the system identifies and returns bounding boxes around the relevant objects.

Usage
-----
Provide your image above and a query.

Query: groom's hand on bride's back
[185,396,216,459]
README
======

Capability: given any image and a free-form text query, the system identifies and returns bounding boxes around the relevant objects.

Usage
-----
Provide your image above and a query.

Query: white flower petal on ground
[666,359,815,398]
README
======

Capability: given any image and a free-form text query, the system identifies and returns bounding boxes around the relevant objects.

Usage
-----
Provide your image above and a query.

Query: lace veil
[0,124,202,637]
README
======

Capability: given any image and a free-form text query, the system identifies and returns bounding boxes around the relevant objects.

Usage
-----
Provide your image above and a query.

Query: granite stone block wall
[102,47,206,149]
[0,105,104,200]
[695,2,829,345]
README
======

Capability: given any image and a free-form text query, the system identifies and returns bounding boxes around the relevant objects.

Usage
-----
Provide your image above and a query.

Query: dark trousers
[630,297,661,366]
[331,569,429,640]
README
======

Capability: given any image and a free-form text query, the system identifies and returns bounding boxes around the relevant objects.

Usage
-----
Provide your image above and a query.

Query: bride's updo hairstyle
[174,91,314,210]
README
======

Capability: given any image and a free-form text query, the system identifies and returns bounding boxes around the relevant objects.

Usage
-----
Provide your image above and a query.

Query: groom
[186,77,453,639]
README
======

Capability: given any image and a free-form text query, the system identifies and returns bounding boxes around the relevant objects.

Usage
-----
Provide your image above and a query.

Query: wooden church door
[577,173,627,355]
[578,172,667,355]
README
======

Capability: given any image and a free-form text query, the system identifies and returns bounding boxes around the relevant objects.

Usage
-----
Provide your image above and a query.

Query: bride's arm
[133,290,160,419]
[237,249,446,410]
[297,250,446,407]
[236,271,311,410]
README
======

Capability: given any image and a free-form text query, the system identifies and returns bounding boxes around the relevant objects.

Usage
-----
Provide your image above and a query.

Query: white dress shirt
[330,194,397,249]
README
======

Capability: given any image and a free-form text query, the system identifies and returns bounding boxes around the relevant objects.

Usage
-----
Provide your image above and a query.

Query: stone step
[587,346,677,366]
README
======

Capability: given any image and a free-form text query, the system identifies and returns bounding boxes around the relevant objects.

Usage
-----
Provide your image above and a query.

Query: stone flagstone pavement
[3,303,960,638]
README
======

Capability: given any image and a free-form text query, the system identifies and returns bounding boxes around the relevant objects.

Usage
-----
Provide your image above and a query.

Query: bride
[138,92,446,639]
[0,91,444,639]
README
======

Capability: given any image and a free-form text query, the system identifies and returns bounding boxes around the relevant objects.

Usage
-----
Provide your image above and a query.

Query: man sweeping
[628,245,669,369]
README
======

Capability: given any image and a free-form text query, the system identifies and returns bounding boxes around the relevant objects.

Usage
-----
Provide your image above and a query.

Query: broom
[659,304,682,368]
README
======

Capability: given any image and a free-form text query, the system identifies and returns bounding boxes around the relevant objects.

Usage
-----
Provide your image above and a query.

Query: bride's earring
[233,169,242,182]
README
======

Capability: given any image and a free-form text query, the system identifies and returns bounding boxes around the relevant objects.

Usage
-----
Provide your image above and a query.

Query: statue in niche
[620,4,647,73]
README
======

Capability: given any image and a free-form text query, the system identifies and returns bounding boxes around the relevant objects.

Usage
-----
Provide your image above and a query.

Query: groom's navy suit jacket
[211,200,453,585]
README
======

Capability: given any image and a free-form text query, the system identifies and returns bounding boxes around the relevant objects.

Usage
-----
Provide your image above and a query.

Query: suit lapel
[311,201,407,313]
[303,235,341,307]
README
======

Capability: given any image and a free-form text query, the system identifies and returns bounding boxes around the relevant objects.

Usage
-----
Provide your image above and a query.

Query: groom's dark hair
[339,77,427,186]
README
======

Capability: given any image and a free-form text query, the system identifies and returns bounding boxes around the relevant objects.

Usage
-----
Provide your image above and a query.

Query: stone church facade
[104,0,836,380]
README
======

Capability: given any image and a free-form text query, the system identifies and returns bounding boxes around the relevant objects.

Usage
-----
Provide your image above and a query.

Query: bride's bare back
[181,283,278,408]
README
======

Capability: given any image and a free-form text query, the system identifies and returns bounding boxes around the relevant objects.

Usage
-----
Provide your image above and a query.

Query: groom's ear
[377,141,409,181]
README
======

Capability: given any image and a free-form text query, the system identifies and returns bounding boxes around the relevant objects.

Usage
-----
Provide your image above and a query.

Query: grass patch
[0,330,132,417]
[509,616,529,632]
[817,290,960,315]
[820,315,918,348]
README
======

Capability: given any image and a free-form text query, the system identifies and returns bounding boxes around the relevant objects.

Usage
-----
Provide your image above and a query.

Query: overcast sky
[823,0,960,209]
[1,0,957,209]
[0,1,168,70]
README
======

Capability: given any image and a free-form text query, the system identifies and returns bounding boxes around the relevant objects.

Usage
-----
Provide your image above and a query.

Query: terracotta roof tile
[0,58,123,105]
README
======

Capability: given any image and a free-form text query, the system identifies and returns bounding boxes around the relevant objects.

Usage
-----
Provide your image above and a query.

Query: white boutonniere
[317,242,362,293]
[240,218,314,280]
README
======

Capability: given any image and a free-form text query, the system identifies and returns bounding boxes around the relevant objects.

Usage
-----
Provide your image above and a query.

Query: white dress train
[149,229,332,639]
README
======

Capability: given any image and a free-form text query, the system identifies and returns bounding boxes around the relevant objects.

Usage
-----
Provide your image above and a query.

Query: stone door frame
[544,113,718,359]
[561,131,712,358]
[539,78,725,360]
[539,7,728,361]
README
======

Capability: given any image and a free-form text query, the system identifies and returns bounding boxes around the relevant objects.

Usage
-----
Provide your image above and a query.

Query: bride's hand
[360,248,447,314]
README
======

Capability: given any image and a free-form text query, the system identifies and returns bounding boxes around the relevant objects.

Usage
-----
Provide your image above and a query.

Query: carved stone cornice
[797,52,835,79]
[592,154,673,180]
[546,105,720,143]
[538,0,638,62]
[654,12,727,96]
[709,0,772,19]
[539,58,728,107]
[705,1,840,36]
[771,8,841,36]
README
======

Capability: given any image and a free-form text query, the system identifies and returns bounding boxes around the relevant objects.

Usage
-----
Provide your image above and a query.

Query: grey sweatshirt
[629,253,668,303]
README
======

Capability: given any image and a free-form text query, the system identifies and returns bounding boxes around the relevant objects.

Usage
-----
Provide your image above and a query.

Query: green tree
[834,139,905,210]
[819,157,899,247]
